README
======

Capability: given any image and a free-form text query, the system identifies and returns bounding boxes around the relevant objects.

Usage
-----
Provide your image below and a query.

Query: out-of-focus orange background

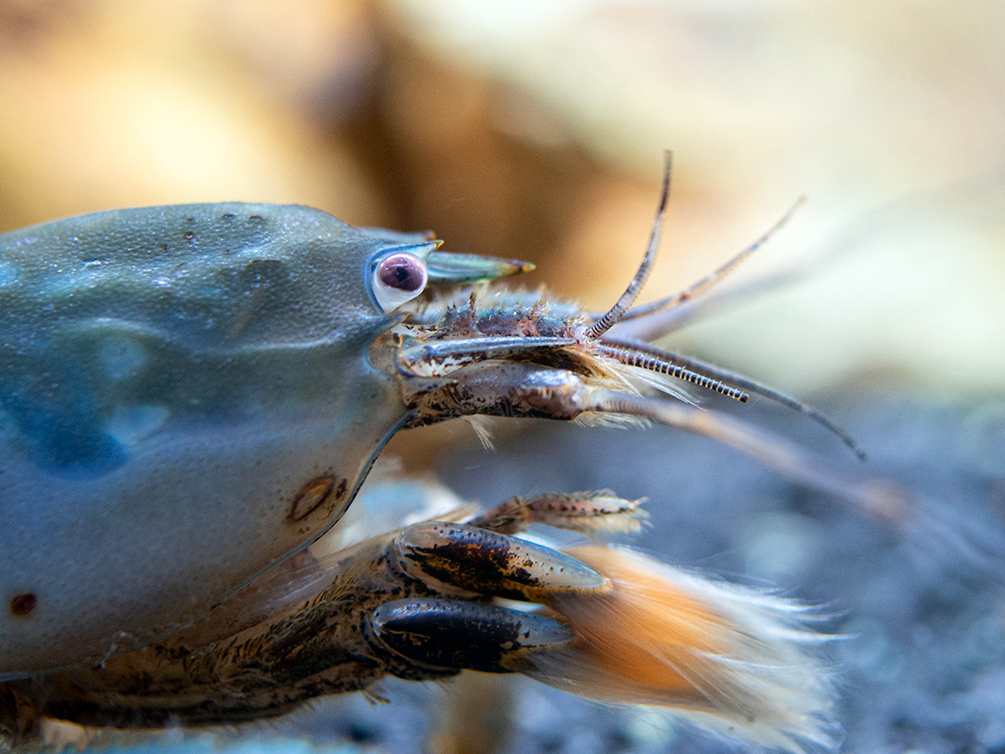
[2,0,1003,400]
[3,5,1004,753]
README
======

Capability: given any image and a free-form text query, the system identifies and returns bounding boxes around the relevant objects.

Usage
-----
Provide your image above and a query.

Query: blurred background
[2,1,1004,753]
[3,0,1004,397]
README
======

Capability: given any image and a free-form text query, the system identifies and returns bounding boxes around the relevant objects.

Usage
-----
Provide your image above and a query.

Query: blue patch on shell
[0,383,127,479]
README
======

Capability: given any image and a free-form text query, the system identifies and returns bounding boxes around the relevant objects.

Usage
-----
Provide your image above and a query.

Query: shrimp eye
[371,252,428,312]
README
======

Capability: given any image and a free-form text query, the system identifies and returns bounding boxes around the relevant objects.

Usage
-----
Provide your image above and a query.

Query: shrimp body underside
[2,487,838,754]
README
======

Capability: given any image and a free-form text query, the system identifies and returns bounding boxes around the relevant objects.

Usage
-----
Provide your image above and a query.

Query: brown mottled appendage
[468,492,647,536]
[0,505,621,737]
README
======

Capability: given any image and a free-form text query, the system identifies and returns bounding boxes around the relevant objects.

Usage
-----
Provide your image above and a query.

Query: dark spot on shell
[183,230,196,242]
[288,475,349,523]
[248,214,265,221]
[221,213,236,219]
[10,593,36,617]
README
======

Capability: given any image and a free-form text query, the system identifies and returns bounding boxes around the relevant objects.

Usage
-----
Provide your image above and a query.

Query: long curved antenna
[584,387,899,517]
[583,151,672,341]
[598,337,867,461]
[603,196,806,325]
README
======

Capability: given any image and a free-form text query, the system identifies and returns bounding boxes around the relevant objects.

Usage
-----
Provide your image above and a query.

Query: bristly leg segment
[596,341,751,403]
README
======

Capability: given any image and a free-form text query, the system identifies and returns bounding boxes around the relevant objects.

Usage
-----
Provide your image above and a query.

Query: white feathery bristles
[526,546,840,754]
[621,366,700,407]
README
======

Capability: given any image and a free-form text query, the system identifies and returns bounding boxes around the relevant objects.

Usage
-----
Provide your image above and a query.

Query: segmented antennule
[583,151,672,341]
[601,337,868,461]
[597,342,749,403]
[613,195,807,324]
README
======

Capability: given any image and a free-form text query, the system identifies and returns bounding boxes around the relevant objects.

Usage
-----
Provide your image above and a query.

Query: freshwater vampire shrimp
[0,153,880,751]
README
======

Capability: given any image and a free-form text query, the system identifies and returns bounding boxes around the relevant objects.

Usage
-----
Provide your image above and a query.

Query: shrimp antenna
[584,151,672,341]
[614,195,807,323]
[596,341,750,403]
[598,337,867,461]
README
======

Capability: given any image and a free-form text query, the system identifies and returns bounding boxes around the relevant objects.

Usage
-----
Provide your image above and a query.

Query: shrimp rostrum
[1,155,855,751]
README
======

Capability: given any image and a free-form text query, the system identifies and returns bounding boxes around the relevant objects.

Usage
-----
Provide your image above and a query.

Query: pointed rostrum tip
[425,250,534,285]
[526,546,841,754]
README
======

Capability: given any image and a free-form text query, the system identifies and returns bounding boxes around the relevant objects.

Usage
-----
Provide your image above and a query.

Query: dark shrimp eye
[371,252,428,312]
